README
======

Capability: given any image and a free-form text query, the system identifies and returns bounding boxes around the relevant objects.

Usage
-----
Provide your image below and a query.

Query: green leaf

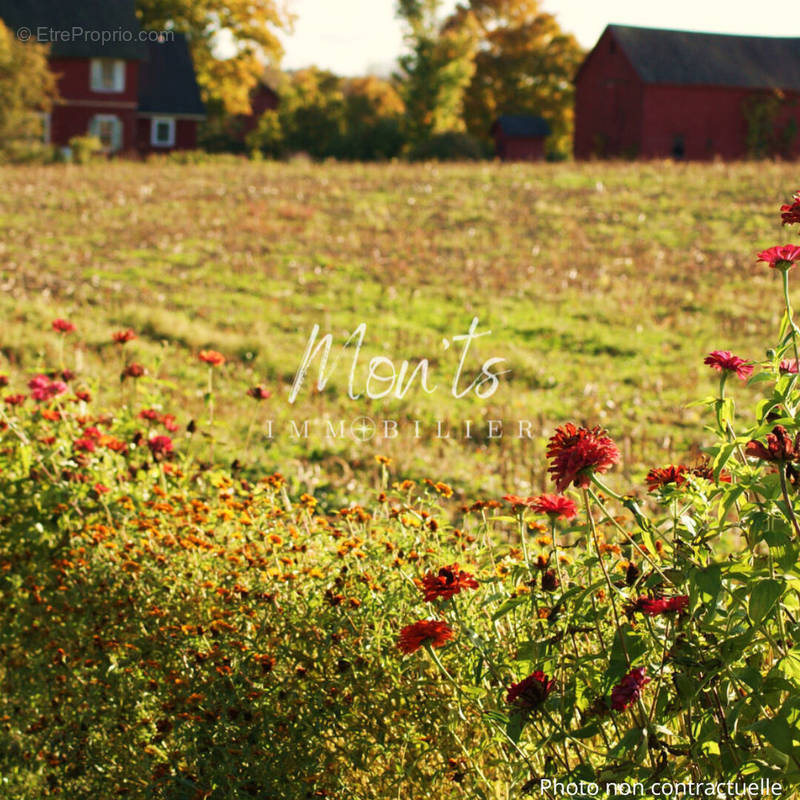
[748,718,796,755]
[607,624,647,682]
[694,564,722,599]
[506,711,524,744]
[777,647,800,684]
[491,596,525,621]
[713,442,737,480]
[749,579,785,623]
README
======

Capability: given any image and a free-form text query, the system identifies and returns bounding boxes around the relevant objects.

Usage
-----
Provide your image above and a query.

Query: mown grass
[0,159,795,501]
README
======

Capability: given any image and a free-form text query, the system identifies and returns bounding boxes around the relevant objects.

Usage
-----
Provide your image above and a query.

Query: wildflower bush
[2,194,800,798]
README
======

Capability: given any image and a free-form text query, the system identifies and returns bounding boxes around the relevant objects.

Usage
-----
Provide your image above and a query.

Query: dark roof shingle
[137,34,205,117]
[492,114,551,138]
[0,0,147,59]
[608,24,800,90]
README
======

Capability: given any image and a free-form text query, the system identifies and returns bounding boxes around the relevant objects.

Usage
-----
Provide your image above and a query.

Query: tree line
[0,0,584,161]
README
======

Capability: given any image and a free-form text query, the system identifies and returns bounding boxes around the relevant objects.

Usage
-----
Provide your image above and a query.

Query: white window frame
[89,114,123,153]
[39,112,51,144]
[90,59,126,93]
[150,117,176,148]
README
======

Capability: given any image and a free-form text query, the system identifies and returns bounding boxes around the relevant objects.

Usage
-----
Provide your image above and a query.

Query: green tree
[0,20,56,161]
[394,0,476,148]
[248,70,406,161]
[443,0,583,158]
[135,0,294,114]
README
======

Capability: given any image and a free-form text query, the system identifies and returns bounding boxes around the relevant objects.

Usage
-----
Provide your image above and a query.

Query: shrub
[408,130,488,161]
[68,135,103,164]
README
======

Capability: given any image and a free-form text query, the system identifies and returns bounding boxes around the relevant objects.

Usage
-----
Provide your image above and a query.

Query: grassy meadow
[1,159,794,500]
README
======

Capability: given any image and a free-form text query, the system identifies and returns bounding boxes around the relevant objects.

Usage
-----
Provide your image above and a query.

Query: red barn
[574,25,800,160]
[491,115,551,161]
[0,0,205,156]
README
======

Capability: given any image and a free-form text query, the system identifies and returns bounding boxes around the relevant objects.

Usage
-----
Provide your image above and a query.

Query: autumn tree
[443,0,583,157]
[394,0,476,148]
[247,70,405,160]
[0,20,56,161]
[135,0,293,114]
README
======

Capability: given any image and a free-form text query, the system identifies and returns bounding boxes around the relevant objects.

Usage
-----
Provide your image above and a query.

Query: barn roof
[0,0,147,59]
[138,34,206,118]
[491,115,551,138]
[607,24,800,91]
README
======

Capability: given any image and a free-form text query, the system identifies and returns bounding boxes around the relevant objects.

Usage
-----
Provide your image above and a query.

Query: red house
[0,0,205,155]
[574,25,800,160]
[491,115,551,161]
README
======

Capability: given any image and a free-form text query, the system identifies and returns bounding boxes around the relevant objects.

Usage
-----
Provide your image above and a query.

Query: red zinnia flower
[506,671,555,711]
[4,394,25,406]
[781,359,799,374]
[757,245,800,271]
[420,564,479,602]
[28,375,67,402]
[745,425,800,463]
[94,483,110,495]
[122,363,146,379]
[645,465,689,491]
[0,375,8,388]
[138,408,160,421]
[781,192,800,226]
[703,350,753,381]
[630,595,689,616]
[397,620,454,654]
[161,414,179,432]
[52,318,76,334]
[247,385,272,400]
[199,350,226,367]
[147,435,173,458]
[113,329,137,344]
[528,494,578,520]
[546,424,620,492]
[73,438,96,453]
[611,667,650,712]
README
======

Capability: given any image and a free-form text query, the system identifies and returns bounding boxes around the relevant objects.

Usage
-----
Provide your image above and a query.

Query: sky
[278,0,797,76]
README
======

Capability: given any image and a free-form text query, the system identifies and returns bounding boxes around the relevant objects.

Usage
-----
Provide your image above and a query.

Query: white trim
[89,114,123,153]
[150,117,176,148]
[90,59,126,93]
[40,112,51,144]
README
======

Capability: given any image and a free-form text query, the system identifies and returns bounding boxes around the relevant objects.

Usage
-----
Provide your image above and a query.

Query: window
[151,117,176,148]
[90,59,125,93]
[89,115,123,153]
[672,134,685,160]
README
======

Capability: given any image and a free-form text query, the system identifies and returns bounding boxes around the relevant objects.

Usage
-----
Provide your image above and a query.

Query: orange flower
[199,350,226,367]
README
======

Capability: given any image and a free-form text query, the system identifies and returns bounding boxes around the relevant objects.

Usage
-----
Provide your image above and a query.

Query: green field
[1,159,794,498]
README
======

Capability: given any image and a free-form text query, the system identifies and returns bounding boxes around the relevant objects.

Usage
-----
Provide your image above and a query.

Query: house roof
[491,115,551,138]
[138,34,206,118]
[0,0,147,59]
[606,24,800,91]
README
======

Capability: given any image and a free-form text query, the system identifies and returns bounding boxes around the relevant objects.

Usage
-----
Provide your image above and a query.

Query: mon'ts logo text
[288,318,508,404]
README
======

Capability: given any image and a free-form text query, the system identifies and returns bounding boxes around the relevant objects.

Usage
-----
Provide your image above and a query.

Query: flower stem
[783,268,800,368]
